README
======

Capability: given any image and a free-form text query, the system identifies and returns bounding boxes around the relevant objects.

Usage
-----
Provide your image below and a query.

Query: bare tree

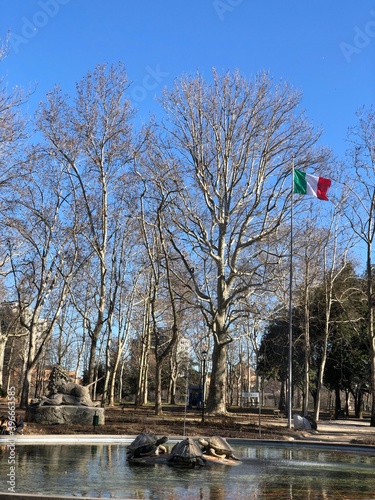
[0,39,29,390]
[138,179,183,415]
[0,301,28,389]
[292,214,329,417]
[134,281,152,406]
[51,297,86,371]
[106,274,138,406]
[0,41,27,183]
[344,106,375,426]
[313,205,355,421]
[36,63,139,391]
[153,69,331,414]
[4,154,78,407]
[102,209,141,406]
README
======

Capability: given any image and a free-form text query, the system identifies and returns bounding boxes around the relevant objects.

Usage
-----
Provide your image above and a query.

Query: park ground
[2,402,375,446]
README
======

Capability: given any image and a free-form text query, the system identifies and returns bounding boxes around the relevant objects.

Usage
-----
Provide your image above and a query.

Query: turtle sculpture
[167,437,207,467]
[198,436,240,461]
[127,433,168,460]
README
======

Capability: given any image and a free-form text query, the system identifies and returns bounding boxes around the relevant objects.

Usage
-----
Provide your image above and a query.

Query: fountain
[0,438,374,499]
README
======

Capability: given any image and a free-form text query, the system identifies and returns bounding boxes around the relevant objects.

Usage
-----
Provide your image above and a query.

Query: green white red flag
[293,169,331,201]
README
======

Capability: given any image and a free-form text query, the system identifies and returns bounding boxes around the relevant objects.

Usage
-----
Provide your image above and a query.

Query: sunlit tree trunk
[302,260,310,418]
[0,334,7,389]
[366,244,375,425]
[168,351,178,404]
[136,296,151,406]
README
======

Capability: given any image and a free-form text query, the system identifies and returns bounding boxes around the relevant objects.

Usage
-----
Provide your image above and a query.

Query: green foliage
[257,315,289,382]
[259,261,371,402]
[310,263,370,395]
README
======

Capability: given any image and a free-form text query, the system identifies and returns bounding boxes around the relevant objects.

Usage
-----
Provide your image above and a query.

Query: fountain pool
[0,439,374,499]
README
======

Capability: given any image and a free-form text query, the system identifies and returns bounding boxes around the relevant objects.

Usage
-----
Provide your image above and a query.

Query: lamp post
[201,350,207,423]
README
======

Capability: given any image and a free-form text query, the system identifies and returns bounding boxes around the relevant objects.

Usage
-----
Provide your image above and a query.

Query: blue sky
[1,0,374,162]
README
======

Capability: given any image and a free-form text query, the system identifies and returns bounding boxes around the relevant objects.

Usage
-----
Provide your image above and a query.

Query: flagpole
[287,158,294,430]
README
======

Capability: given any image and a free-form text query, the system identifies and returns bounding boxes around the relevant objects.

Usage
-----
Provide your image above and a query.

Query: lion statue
[38,365,98,407]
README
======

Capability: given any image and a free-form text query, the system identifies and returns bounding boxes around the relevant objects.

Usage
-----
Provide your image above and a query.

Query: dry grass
[5,403,296,440]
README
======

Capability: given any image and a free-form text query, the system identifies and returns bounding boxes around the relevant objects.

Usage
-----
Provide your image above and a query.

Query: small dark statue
[37,365,98,407]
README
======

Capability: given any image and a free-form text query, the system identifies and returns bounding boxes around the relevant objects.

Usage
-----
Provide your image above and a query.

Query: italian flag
[294,169,332,201]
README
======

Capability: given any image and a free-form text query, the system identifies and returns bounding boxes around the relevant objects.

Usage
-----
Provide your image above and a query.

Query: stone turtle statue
[37,365,98,407]
[127,433,168,460]
[167,437,206,467]
[198,436,240,461]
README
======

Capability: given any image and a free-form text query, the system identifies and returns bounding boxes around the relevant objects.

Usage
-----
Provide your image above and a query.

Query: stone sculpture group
[37,365,97,407]
[27,365,104,426]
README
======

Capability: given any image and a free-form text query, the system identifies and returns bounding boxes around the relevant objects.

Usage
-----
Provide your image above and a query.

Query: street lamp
[201,350,208,423]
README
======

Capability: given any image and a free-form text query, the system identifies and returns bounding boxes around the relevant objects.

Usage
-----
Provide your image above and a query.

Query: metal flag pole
[287,158,294,429]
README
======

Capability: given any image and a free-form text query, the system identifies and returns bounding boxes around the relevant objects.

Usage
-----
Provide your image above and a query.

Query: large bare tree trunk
[0,334,7,389]
[207,332,227,414]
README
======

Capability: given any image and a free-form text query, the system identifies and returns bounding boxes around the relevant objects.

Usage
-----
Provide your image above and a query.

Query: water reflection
[0,441,374,499]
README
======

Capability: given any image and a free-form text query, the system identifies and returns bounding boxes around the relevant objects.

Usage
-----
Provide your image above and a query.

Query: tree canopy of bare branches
[143,69,332,414]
